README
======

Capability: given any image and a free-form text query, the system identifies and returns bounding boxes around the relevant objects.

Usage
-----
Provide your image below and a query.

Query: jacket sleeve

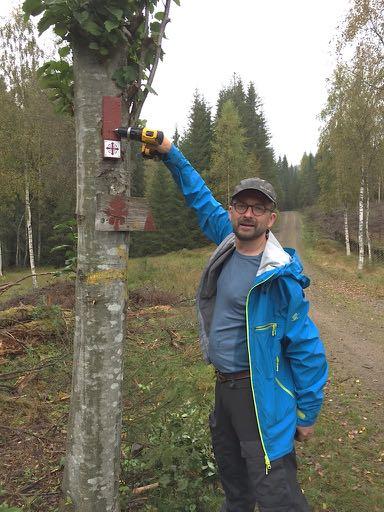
[162,145,233,245]
[284,283,328,427]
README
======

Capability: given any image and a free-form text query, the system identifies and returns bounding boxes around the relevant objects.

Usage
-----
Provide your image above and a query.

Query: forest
[0,1,383,511]
[1,3,383,273]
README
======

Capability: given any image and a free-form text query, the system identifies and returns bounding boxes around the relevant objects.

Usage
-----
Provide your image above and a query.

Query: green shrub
[121,401,220,511]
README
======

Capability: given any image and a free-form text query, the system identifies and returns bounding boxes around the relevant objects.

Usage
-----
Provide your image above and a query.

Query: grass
[126,246,213,299]
[1,239,384,511]
[301,216,384,299]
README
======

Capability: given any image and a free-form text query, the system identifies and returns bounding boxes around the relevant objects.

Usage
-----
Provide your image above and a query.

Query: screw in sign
[104,139,121,159]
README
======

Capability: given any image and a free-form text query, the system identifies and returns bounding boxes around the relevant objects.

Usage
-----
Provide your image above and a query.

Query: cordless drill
[115,126,164,159]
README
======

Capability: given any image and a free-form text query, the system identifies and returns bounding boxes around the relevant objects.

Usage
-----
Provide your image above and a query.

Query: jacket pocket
[274,374,296,423]
[255,322,277,336]
[253,323,277,378]
[275,376,295,399]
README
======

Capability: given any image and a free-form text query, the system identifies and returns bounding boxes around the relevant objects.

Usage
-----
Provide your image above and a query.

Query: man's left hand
[295,425,314,442]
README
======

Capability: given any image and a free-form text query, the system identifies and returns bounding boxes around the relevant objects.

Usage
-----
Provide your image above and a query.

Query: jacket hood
[257,232,310,289]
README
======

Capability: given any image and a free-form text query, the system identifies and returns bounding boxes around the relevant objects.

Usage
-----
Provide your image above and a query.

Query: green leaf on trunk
[22,0,44,16]
[37,12,57,34]
[83,20,102,36]
[150,21,161,33]
[112,64,139,88]
[105,19,120,32]
[58,45,70,58]
[154,11,165,21]
[54,24,68,38]
[144,83,157,95]
[106,6,124,20]
[73,10,89,25]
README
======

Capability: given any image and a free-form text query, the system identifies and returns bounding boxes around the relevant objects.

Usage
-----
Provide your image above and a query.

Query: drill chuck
[114,126,164,145]
[114,126,164,160]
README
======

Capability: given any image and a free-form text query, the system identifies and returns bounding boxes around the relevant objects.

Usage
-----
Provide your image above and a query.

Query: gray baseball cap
[231,177,277,204]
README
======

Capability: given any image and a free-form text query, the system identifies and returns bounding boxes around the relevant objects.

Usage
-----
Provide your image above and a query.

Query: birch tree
[24,0,174,510]
[0,10,43,285]
[319,47,383,269]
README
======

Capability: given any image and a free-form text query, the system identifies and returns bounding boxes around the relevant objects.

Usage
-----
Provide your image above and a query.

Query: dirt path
[274,211,384,393]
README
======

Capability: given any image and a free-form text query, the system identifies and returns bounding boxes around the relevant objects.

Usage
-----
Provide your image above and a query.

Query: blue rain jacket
[163,146,328,465]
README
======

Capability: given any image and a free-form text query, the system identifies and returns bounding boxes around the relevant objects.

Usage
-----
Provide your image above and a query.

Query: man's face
[229,190,277,242]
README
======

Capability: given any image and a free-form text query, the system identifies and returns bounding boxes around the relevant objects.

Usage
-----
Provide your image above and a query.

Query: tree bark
[0,242,3,276]
[357,166,365,271]
[343,207,351,256]
[25,178,38,288]
[365,182,372,263]
[15,214,24,267]
[62,41,130,512]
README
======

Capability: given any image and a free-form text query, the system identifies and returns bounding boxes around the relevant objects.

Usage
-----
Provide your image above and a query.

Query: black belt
[216,369,250,383]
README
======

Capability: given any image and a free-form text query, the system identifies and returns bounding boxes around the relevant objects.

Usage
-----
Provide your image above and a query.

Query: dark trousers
[209,377,311,512]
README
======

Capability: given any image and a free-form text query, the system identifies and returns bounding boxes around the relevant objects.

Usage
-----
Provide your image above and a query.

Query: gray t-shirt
[209,250,262,373]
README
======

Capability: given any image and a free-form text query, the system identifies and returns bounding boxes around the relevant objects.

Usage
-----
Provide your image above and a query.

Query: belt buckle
[216,370,226,383]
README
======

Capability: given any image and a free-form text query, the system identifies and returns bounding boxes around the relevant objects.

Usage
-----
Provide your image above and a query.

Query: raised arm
[155,138,232,245]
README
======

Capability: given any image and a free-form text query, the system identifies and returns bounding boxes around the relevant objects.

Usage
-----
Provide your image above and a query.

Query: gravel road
[275,211,384,394]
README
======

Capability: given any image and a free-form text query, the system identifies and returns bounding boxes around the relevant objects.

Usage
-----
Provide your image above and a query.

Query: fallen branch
[3,330,29,351]
[132,482,159,495]
[0,272,56,295]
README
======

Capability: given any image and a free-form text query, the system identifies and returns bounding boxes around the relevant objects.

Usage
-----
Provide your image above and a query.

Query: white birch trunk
[0,242,3,276]
[365,182,372,263]
[62,42,130,512]
[343,208,351,256]
[357,167,365,271]
[15,214,24,267]
[25,178,38,288]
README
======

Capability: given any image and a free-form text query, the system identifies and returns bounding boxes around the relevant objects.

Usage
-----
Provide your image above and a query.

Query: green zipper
[275,377,295,398]
[276,360,306,419]
[255,323,277,336]
[245,272,277,474]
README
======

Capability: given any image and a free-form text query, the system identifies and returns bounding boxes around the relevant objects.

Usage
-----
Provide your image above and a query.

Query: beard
[232,218,268,241]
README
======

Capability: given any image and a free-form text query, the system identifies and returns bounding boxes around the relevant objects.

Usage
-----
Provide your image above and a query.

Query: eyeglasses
[232,202,274,216]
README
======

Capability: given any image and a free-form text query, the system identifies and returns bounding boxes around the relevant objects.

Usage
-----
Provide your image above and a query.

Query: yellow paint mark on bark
[86,269,124,284]
[117,245,128,261]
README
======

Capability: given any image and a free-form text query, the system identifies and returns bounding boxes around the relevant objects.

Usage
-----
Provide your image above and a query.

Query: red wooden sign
[102,96,122,159]
[102,96,121,141]
[95,194,156,232]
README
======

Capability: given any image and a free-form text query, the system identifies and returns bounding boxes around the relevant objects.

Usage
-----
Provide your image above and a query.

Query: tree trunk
[365,182,372,263]
[378,175,381,203]
[62,42,130,512]
[0,242,3,276]
[15,214,24,267]
[343,207,351,256]
[25,178,38,288]
[37,164,42,265]
[23,224,28,267]
[357,166,365,271]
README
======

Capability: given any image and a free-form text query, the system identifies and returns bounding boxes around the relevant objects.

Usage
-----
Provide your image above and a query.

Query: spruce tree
[178,91,213,247]
[180,90,213,175]
[216,74,247,126]
[209,99,247,206]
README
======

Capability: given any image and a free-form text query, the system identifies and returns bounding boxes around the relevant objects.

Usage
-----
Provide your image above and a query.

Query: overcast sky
[0,0,350,165]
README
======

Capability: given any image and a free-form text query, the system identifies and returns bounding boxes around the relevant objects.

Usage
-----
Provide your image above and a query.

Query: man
[154,136,328,512]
